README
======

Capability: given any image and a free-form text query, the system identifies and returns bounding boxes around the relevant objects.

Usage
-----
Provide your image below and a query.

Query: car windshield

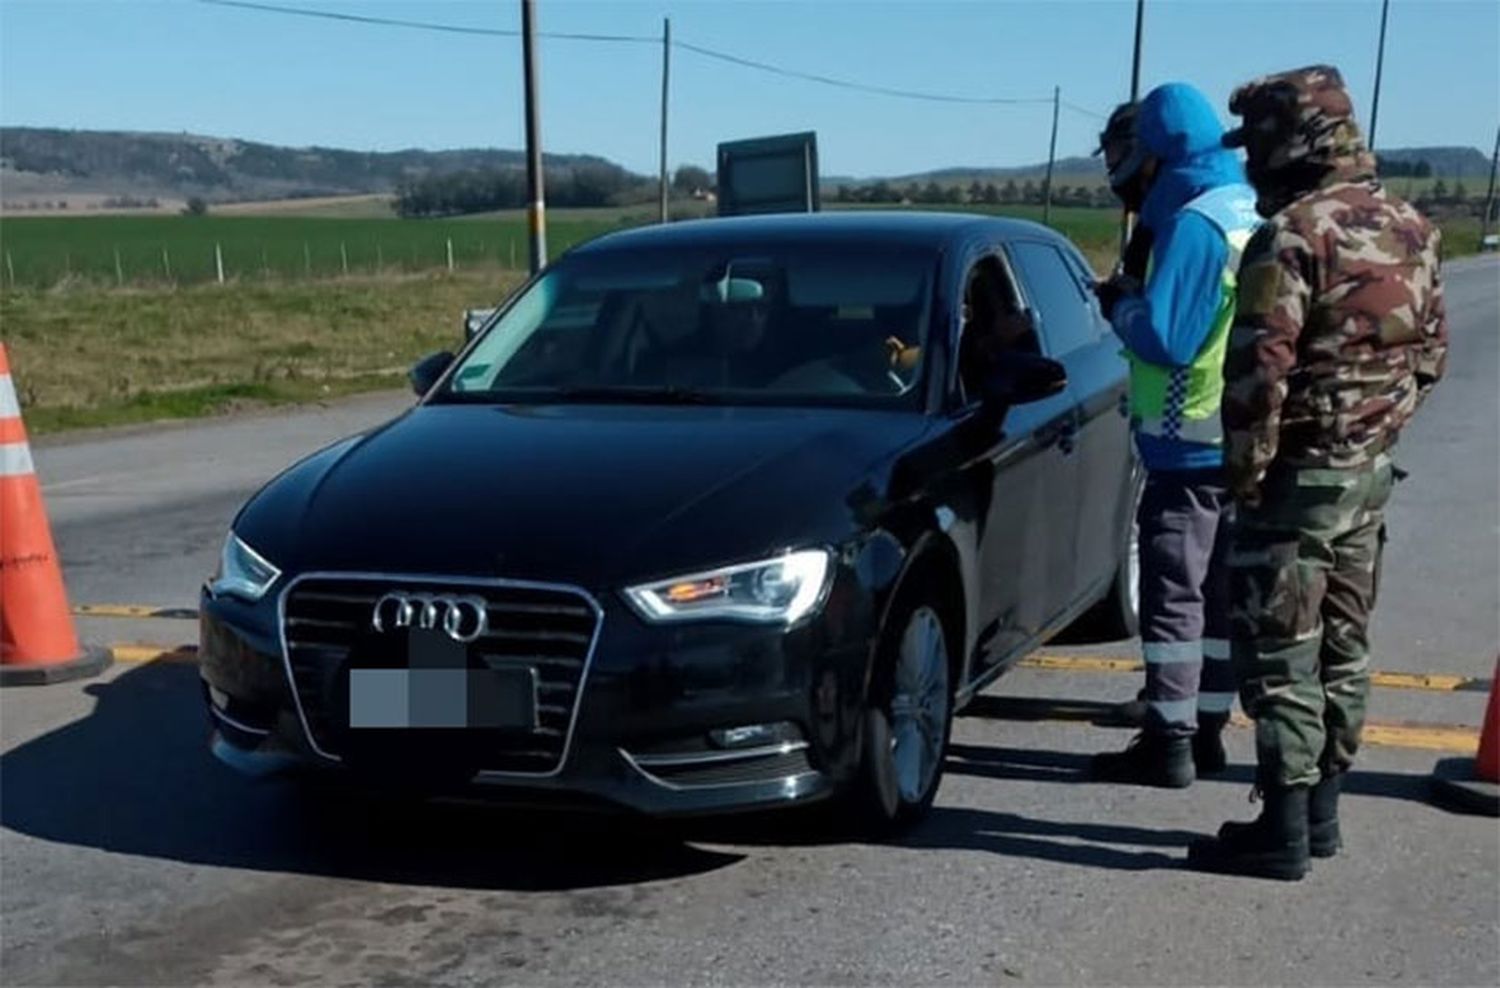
[437,242,937,408]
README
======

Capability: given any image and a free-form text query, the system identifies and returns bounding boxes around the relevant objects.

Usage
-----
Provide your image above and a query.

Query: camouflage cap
[1223,64,1372,174]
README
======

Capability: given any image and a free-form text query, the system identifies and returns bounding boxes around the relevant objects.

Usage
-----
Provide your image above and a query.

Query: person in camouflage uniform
[1188,65,1448,881]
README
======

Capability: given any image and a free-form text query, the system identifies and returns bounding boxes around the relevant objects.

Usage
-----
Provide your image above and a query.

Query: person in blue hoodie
[1090,82,1261,788]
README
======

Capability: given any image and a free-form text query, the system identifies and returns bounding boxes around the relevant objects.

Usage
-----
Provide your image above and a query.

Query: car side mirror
[981,352,1067,408]
[462,308,495,341]
[409,351,455,396]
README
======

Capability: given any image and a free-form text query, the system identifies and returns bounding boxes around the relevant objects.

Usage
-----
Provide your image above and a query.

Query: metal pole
[1481,124,1500,246]
[1369,0,1390,151]
[1120,0,1146,259]
[659,17,671,224]
[1129,0,1145,103]
[521,0,547,273]
[1043,85,1060,226]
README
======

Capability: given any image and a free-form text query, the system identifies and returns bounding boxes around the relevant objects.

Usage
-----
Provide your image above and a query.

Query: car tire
[849,592,956,834]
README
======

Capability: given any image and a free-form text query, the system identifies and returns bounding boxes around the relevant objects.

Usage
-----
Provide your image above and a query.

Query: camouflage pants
[1229,455,1395,788]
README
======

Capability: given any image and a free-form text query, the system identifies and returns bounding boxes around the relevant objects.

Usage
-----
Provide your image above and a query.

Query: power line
[196,0,657,43]
[1060,100,1107,121]
[673,40,1051,106]
[198,0,1066,108]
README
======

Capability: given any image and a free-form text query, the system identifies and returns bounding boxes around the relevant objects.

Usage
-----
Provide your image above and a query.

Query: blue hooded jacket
[1110,83,1258,472]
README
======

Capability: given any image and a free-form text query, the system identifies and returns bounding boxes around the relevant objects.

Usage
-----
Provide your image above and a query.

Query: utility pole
[1369,0,1390,151]
[1043,85,1060,226]
[659,17,671,224]
[1120,0,1146,258]
[1482,124,1500,247]
[521,0,547,273]
[1129,0,1145,104]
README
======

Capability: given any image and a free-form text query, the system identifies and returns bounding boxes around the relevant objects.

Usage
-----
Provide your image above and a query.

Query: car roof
[567,210,1065,257]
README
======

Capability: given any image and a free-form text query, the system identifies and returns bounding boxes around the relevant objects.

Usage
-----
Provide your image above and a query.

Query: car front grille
[280,575,601,775]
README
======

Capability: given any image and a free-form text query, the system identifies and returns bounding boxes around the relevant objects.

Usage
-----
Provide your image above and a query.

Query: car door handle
[1057,421,1077,455]
[1040,419,1077,454]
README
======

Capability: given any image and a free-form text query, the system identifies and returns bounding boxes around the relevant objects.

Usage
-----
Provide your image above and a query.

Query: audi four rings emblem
[371,592,490,643]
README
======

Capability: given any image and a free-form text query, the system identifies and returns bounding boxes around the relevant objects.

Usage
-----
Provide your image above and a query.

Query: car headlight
[210,533,282,602]
[624,549,833,625]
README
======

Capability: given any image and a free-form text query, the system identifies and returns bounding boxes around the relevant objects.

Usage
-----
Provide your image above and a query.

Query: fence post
[509,239,516,269]
[446,238,455,272]
[215,243,225,284]
[5,250,14,290]
[162,246,172,282]
[304,241,312,277]
[340,241,349,276]
[114,246,124,287]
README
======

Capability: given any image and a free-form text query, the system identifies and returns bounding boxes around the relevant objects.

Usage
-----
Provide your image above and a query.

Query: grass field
[0,214,626,288]
[0,203,1125,289]
[2,197,1481,291]
[3,270,521,433]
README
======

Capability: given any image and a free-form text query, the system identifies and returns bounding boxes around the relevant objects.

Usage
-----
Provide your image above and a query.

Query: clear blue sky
[2,0,1496,178]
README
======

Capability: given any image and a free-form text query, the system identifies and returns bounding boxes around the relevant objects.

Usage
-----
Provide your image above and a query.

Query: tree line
[1375,157,1434,178]
[835,179,1119,209]
[394,163,720,217]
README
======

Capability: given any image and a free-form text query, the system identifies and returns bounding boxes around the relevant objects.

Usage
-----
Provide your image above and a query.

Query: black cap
[1094,101,1138,157]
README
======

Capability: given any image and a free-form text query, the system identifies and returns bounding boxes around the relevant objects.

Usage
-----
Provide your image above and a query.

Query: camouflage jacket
[1221,179,1448,502]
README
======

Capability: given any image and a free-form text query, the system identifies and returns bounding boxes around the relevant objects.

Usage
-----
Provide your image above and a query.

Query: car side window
[955,253,1038,406]
[1007,241,1100,356]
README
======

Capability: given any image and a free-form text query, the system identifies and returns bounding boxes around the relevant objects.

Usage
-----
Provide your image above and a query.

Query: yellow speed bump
[108,644,198,664]
[1030,652,1490,693]
[1020,654,1143,673]
[75,604,198,620]
[1370,671,1472,692]
[1226,712,1478,754]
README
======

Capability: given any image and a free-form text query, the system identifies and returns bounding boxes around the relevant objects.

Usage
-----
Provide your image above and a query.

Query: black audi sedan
[199,212,1138,828]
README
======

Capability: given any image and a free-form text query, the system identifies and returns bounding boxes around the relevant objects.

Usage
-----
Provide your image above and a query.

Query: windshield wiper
[548,385,720,405]
[431,384,722,406]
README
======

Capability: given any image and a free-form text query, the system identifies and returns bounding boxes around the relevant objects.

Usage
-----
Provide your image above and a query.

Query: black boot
[1193,713,1229,775]
[1308,772,1342,858]
[1188,785,1311,881]
[1101,687,1149,728]
[1091,732,1195,788]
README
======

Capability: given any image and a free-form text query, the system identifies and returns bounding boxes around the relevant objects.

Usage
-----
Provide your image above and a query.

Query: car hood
[234,402,935,590]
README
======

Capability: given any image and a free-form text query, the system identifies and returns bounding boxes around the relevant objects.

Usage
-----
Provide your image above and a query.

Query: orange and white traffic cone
[0,343,110,686]
[1429,655,1500,816]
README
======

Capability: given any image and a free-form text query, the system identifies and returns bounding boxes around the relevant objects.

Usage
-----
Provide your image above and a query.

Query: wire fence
[0,236,529,290]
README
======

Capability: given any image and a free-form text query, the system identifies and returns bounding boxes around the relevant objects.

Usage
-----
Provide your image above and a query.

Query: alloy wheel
[887,606,950,804]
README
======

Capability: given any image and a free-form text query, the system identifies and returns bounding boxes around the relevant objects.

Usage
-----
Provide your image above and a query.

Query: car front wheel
[854,597,954,832]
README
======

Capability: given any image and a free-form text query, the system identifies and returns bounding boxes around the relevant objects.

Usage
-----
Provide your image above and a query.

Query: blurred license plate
[349,667,537,729]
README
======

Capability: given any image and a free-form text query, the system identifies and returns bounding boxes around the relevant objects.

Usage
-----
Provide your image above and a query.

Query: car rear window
[1008,241,1101,357]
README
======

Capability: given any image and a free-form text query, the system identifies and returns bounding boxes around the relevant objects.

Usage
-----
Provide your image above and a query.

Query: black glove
[1093,274,1140,321]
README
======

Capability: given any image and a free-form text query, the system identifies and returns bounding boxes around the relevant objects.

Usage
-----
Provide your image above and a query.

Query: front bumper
[197,572,876,817]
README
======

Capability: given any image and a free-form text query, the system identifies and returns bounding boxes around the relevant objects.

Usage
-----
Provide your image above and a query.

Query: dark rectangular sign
[717,131,820,217]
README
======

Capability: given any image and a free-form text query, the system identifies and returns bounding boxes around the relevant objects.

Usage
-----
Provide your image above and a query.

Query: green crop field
[0,214,626,289]
[0,205,1126,290]
[1,200,1479,292]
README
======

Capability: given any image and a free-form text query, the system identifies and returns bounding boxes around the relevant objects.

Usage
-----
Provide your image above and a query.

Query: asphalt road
[2,256,1496,986]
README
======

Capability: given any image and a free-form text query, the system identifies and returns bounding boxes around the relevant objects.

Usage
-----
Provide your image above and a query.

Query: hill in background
[0,127,618,207]
[0,126,1488,212]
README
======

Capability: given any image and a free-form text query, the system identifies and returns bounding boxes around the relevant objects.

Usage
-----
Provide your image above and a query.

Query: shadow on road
[953,694,1444,807]
[900,806,1187,871]
[4,664,1445,889]
[0,660,741,891]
